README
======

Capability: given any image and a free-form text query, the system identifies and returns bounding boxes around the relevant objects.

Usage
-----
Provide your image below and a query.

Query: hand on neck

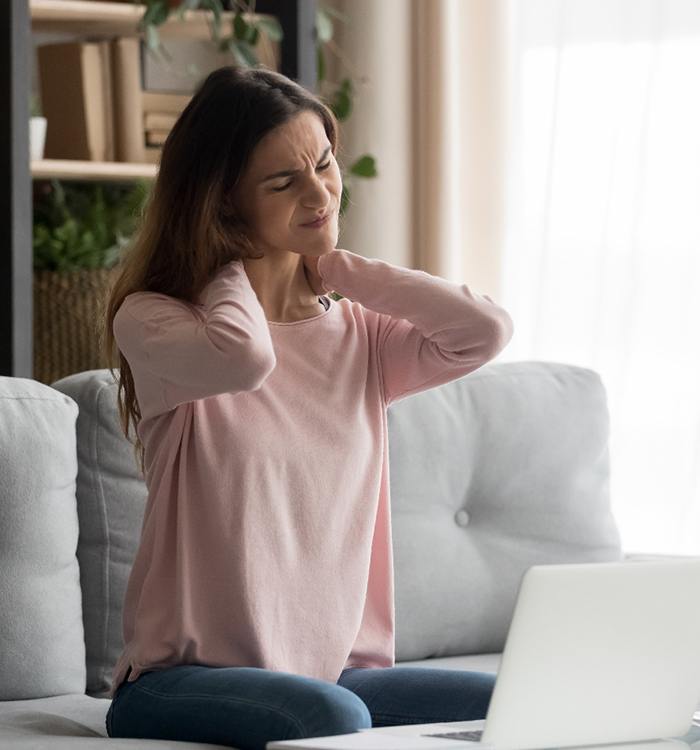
[242,250,323,323]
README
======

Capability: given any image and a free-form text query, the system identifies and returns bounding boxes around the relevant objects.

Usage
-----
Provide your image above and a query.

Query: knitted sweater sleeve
[317,248,514,405]
[113,260,276,414]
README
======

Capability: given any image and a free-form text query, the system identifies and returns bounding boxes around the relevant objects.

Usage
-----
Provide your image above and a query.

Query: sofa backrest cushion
[50,368,147,700]
[388,359,623,661]
[0,376,85,700]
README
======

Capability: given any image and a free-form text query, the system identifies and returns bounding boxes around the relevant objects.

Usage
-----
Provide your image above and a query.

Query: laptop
[267,558,700,749]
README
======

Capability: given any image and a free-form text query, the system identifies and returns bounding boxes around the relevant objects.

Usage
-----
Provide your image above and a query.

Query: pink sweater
[109,247,513,699]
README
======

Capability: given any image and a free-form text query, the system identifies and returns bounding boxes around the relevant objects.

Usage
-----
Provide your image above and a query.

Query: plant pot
[33,266,122,385]
[30,116,47,160]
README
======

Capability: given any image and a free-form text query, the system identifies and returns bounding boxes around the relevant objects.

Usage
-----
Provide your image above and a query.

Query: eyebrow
[260,146,332,183]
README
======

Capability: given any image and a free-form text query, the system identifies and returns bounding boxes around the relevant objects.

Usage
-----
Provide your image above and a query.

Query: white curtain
[500,0,700,555]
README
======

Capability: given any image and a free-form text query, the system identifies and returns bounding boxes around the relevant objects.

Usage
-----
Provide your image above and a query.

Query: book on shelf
[113,38,193,162]
[35,37,193,165]
[37,40,115,162]
[111,36,146,162]
[141,91,192,114]
[146,129,170,147]
[144,112,179,131]
[34,27,279,168]
[143,146,163,165]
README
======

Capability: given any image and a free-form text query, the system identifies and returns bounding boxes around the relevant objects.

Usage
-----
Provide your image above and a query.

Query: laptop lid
[480,558,700,749]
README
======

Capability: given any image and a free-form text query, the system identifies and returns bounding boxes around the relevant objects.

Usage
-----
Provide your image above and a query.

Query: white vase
[29,116,47,160]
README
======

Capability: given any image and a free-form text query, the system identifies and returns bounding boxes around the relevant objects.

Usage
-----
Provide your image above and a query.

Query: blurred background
[4,0,699,557]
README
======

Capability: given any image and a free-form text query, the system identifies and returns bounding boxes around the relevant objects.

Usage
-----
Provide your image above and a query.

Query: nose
[300,169,333,206]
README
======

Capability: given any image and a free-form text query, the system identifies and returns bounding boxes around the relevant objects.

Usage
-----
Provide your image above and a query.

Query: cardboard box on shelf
[141,91,192,114]
[143,146,163,166]
[146,129,170,147]
[144,112,179,131]
[34,23,279,167]
[111,36,146,162]
[37,40,115,161]
[141,35,279,94]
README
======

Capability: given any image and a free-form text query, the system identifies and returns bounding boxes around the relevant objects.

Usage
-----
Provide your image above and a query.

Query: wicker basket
[33,267,122,385]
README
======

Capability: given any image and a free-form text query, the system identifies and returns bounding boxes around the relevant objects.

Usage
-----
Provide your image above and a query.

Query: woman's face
[233,110,342,257]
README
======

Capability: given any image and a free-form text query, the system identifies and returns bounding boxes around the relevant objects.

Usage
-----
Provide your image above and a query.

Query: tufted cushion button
[454,509,470,527]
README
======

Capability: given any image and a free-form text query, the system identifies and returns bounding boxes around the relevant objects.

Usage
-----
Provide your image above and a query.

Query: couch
[1,359,698,749]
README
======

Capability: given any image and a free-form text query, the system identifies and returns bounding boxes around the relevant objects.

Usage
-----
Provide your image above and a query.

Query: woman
[103,65,514,750]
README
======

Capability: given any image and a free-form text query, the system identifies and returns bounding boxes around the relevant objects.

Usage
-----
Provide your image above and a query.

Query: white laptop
[267,558,700,750]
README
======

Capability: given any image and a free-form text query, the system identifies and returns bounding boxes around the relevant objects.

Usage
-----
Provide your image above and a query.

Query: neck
[241,251,321,322]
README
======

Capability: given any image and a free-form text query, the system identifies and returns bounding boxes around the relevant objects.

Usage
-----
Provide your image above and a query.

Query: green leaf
[349,154,377,178]
[340,183,351,215]
[32,180,153,272]
[227,38,259,67]
[198,0,224,42]
[142,0,170,26]
[255,16,283,42]
[317,45,326,83]
[330,87,351,121]
[145,24,161,54]
[315,8,333,43]
[177,0,200,20]
[319,4,349,24]
[233,12,250,40]
[202,0,223,28]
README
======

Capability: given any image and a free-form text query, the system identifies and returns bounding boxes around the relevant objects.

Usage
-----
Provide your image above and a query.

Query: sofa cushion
[0,377,85,700]
[50,369,148,701]
[387,360,623,661]
[0,693,235,748]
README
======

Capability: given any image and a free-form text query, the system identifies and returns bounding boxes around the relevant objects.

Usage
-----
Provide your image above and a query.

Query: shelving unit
[29,0,284,182]
[31,0,240,39]
[31,158,158,182]
[1,0,318,377]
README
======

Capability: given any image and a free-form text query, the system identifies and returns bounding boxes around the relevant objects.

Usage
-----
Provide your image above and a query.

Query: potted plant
[137,0,377,213]
[32,179,151,384]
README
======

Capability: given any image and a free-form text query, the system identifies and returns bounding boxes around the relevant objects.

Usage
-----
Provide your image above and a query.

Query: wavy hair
[101,65,340,476]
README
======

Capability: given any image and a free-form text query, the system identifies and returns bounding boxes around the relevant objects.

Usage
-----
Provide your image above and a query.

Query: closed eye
[272,161,332,192]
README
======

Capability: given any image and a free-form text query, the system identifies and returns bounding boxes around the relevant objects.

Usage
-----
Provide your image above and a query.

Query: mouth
[300,211,332,228]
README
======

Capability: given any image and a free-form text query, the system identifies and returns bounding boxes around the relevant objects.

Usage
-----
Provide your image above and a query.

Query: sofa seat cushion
[0,660,498,749]
[394,653,501,674]
[0,694,237,748]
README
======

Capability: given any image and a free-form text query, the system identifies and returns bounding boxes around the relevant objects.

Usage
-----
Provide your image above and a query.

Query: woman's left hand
[302,251,333,295]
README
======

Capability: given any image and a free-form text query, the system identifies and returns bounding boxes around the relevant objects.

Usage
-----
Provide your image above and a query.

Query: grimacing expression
[236,110,342,255]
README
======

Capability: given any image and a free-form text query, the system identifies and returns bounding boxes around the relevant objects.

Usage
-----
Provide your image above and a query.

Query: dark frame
[1,0,33,377]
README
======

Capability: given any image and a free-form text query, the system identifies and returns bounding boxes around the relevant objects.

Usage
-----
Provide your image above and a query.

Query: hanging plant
[135,0,377,216]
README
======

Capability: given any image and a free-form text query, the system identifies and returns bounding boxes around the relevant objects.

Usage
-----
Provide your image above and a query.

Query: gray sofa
[1,359,698,749]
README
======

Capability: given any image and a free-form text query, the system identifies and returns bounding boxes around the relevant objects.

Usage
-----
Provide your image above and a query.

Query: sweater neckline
[267,296,333,326]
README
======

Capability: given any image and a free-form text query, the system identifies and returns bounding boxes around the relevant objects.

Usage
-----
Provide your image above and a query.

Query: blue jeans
[106,664,496,750]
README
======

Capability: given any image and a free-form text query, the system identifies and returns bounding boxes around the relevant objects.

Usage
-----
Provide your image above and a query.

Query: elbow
[497,309,515,348]
[245,345,277,391]
[485,310,514,357]
[206,322,276,391]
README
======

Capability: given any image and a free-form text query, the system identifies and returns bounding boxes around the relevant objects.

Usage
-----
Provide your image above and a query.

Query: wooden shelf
[30,0,266,40]
[31,158,158,181]
[29,1,280,183]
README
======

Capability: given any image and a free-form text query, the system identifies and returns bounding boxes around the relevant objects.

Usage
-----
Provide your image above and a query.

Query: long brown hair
[101,65,340,476]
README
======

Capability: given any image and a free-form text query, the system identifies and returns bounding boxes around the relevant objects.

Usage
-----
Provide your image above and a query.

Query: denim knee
[290,684,372,739]
[105,701,113,737]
